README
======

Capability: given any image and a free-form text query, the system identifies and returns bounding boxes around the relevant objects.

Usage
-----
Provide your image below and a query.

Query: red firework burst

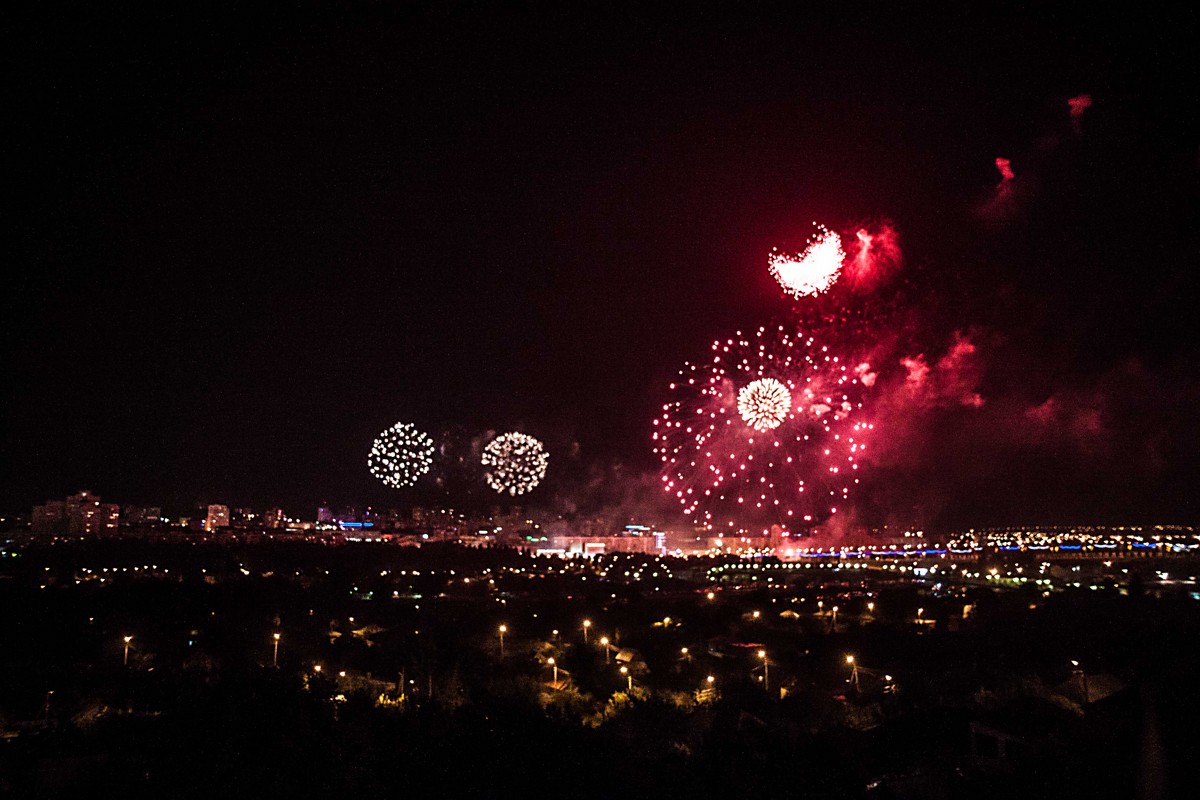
[652,325,875,533]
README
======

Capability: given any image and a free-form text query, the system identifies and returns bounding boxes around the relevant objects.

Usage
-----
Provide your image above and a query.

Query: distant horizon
[9,486,1198,538]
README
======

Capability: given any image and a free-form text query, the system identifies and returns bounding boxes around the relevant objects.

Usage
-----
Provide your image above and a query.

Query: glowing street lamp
[548,657,558,686]
[620,665,632,691]
[123,635,133,667]
[582,619,592,643]
[846,654,860,693]
[600,636,610,663]
[758,649,769,693]
[498,624,507,658]
[272,632,281,667]
[1072,660,1089,704]
[867,601,875,614]
[680,646,690,662]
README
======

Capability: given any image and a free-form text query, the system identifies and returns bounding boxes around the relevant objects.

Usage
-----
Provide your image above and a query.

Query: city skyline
[6,5,1198,531]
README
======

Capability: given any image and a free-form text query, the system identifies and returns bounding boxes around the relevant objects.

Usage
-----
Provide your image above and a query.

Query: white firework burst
[737,378,792,431]
[482,432,548,496]
[368,422,434,489]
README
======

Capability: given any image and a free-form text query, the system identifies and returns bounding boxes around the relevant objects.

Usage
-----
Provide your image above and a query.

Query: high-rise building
[205,504,230,531]
[33,491,118,534]
[122,506,162,526]
[32,501,66,533]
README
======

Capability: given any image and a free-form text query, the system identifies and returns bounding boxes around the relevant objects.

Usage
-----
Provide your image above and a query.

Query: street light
[620,665,632,691]
[498,624,507,658]
[548,657,558,686]
[831,605,839,629]
[272,632,281,667]
[1072,660,1089,704]
[680,646,690,662]
[846,654,860,693]
[600,636,610,663]
[758,649,769,693]
[122,635,133,666]
[867,601,875,614]
[582,619,592,643]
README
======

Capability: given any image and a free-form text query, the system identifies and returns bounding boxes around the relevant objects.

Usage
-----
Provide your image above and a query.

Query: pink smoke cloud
[899,332,985,408]
[1068,93,1093,133]
[842,221,902,291]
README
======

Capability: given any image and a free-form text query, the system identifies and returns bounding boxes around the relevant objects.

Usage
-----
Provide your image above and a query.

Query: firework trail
[653,324,874,532]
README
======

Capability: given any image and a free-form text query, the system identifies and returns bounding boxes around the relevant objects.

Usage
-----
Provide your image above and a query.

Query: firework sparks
[737,378,792,431]
[653,325,874,531]
[368,422,435,489]
[768,224,845,298]
[482,432,549,496]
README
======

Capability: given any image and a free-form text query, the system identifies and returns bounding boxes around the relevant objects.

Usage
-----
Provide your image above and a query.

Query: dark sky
[5,4,1198,528]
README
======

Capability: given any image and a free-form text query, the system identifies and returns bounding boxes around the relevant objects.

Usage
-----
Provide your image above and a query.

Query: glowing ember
[738,378,792,431]
[995,157,1015,183]
[768,225,845,298]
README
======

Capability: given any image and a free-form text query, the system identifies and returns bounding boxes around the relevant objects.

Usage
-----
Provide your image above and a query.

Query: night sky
[6,4,1198,529]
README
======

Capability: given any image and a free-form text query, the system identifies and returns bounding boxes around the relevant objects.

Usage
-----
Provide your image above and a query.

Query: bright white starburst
[768,224,845,298]
[738,378,792,431]
[482,432,548,496]
[368,422,434,489]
